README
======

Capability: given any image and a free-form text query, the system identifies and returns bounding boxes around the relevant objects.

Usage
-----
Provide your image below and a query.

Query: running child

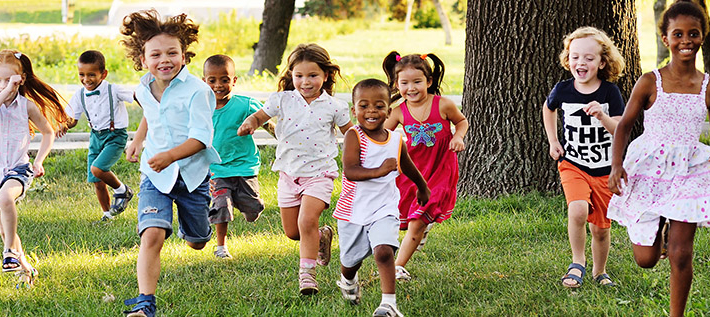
[333,78,430,317]
[238,43,353,295]
[202,54,275,259]
[120,10,220,317]
[57,50,134,221]
[542,26,626,288]
[383,51,469,281]
[0,49,69,286]
[608,2,710,315]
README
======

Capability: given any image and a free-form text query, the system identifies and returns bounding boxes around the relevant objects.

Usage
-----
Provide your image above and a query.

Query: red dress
[397,95,458,229]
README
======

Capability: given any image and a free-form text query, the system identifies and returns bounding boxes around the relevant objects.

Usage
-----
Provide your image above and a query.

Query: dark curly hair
[120,9,199,71]
[277,43,341,96]
[659,0,709,38]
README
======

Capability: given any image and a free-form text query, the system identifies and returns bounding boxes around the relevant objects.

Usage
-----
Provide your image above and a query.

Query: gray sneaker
[336,279,361,305]
[110,186,134,216]
[372,303,403,317]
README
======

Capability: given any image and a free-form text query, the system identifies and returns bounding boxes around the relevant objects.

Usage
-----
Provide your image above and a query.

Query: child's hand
[416,186,431,207]
[608,165,627,195]
[55,123,69,138]
[4,75,21,93]
[549,141,564,160]
[583,101,605,120]
[237,120,257,136]
[32,161,45,178]
[147,151,174,173]
[449,135,465,152]
[125,140,143,163]
[379,157,398,175]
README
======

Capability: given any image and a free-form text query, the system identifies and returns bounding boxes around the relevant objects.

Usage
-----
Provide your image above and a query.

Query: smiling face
[140,33,185,85]
[568,36,605,87]
[203,62,237,107]
[77,62,107,91]
[291,61,326,104]
[396,66,431,104]
[352,86,391,133]
[663,14,704,63]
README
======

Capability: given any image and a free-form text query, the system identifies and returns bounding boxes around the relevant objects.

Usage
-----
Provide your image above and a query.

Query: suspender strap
[79,84,115,131]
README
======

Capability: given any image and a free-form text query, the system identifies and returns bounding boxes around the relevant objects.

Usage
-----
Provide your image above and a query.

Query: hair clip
[420,54,428,60]
[13,52,21,59]
[395,55,401,62]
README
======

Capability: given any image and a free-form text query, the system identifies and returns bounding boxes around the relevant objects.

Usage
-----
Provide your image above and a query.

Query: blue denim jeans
[136,173,212,243]
[1,163,34,201]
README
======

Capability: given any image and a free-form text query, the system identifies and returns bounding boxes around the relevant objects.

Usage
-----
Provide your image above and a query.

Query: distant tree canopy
[298,0,466,26]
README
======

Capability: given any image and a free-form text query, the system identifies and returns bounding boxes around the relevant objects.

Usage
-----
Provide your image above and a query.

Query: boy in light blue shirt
[202,54,275,259]
[121,9,220,317]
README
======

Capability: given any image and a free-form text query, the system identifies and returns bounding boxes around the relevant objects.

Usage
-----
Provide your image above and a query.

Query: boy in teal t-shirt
[203,54,275,259]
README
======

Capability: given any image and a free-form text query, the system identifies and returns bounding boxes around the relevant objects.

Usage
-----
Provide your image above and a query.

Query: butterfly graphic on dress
[405,123,443,147]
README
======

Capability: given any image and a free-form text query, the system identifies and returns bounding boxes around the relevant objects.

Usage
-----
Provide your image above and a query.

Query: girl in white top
[0,49,69,286]
[239,43,352,295]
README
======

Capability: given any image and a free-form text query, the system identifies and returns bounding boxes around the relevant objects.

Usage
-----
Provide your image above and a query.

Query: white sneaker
[395,266,411,281]
[214,247,232,259]
[336,279,361,305]
[416,223,434,251]
[372,303,403,317]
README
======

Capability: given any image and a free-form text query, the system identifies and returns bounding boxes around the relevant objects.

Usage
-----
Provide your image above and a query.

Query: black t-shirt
[546,79,625,176]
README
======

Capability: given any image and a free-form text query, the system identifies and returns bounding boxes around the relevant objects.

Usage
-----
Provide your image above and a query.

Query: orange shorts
[558,160,612,229]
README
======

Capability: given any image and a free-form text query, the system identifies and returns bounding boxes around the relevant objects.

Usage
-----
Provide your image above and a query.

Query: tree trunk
[654,0,669,66]
[404,0,414,31]
[695,0,710,72]
[433,0,453,45]
[460,0,642,197]
[249,0,296,75]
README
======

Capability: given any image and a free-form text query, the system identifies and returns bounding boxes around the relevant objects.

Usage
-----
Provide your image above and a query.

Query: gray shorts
[337,215,400,268]
[1,163,34,202]
[209,176,264,224]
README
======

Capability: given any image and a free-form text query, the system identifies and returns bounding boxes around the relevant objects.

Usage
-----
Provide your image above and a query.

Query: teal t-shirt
[210,95,263,178]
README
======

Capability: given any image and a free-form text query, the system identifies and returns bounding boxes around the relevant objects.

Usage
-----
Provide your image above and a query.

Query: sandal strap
[594,273,616,286]
[124,294,155,306]
[566,263,586,278]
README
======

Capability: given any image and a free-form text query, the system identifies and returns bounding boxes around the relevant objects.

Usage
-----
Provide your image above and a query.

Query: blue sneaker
[123,294,156,317]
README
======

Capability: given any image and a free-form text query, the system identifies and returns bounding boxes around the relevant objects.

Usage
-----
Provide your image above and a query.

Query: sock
[341,273,358,285]
[300,258,317,269]
[114,182,126,194]
[381,293,396,307]
[103,211,113,219]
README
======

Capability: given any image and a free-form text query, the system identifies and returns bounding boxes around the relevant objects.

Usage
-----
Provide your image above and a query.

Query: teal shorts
[87,128,127,183]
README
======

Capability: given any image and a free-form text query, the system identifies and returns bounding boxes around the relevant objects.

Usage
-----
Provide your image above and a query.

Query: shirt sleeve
[607,83,625,117]
[68,89,84,120]
[187,87,216,147]
[546,83,561,110]
[114,84,135,104]
[333,98,351,127]
[262,92,282,118]
[248,97,264,115]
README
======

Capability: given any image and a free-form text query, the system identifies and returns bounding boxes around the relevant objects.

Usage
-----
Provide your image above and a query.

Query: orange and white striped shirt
[333,126,402,225]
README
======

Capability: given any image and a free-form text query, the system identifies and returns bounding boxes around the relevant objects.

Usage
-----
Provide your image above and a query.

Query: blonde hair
[559,26,625,82]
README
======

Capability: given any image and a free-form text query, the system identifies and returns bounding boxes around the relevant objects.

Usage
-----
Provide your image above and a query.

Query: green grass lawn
[1,148,709,316]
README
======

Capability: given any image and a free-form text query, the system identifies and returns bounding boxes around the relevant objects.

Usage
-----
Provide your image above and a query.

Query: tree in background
[459,0,642,197]
[654,0,669,66]
[249,0,296,75]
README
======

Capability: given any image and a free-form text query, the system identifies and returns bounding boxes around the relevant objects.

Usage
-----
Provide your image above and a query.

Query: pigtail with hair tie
[420,54,428,60]
[395,55,402,62]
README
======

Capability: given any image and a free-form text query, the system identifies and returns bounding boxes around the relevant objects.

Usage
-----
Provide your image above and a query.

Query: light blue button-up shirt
[136,66,220,193]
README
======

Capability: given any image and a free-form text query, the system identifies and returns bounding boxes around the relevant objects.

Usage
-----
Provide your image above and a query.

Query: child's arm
[584,101,621,135]
[341,129,398,181]
[55,118,77,138]
[0,74,21,105]
[148,138,205,173]
[262,120,276,138]
[27,101,54,177]
[399,141,431,206]
[238,109,272,136]
[440,97,468,152]
[384,106,403,130]
[542,102,565,160]
[338,121,354,135]
[126,116,147,163]
[608,73,655,195]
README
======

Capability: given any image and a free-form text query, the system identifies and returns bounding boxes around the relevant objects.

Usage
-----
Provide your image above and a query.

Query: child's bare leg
[563,200,587,286]
[589,223,610,277]
[394,218,427,268]
[280,206,301,240]
[667,220,696,317]
[0,181,22,252]
[91,166,121,189]
[297,195,326,260]
[341,262,362,280]
[137,227,166,295]
[215,222,228,246]
[374,245,396,294]
[631,219,665,268]
[93,181,111,212]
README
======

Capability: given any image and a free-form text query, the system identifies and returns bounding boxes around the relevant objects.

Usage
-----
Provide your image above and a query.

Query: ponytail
[382,51,401,101]
[382,51,447,103]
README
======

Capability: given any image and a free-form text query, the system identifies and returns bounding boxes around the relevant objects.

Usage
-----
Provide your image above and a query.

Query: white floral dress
[608,69,710,246]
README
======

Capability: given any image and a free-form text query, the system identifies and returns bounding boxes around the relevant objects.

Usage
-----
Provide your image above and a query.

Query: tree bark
[404,0,415,31]
[460,0,642,197]
[654,0,669,66]
[433,0,453,45]
[694,0,710,72]
[249,0,296,75]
